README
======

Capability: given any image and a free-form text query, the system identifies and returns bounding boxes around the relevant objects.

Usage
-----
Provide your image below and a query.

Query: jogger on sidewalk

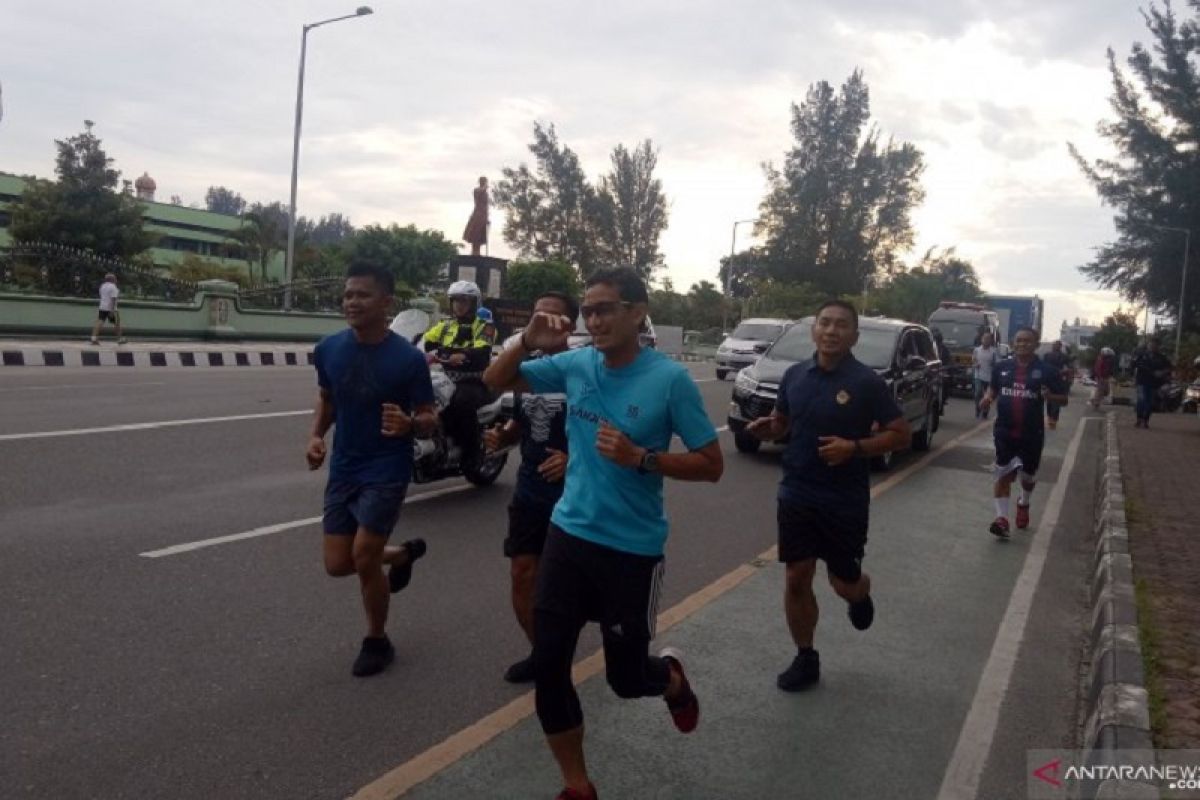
[485,267,723,800]
[746,300,911,692]
[980,326,1068,539]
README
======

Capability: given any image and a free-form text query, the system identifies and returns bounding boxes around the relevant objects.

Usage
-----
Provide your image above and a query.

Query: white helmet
[447,280,481,303]
[1101,347,1115,356]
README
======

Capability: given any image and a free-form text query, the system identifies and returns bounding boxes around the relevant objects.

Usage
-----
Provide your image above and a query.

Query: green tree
[868,247,983,322]
[593,140,669,280]
[11,121,153,258]
[494,123,600,275]
[227,202,288,285]
[1071,3,1200,332]
[649,276,688,327]
[204,186,247,216]
[686,280,725,331]
[1091,309,1141,361]
[742,279,826,320]
[504,259,581,304]
[758,71,925,297]
[346,224,457,293]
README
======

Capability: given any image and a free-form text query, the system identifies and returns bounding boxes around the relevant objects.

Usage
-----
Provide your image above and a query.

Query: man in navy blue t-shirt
[307,263,438,677]
[747,301,911,692]
[483,291,577,685]
[979,326,1068,539]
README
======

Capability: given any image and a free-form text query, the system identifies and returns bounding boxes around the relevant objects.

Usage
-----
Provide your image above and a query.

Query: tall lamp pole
[1147,224,1191,362]
[284,6,373,310]
[726,218,758,334]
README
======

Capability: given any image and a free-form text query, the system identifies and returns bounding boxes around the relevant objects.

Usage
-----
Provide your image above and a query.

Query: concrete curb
[1078,413,1158,799]
[0,345,314,368]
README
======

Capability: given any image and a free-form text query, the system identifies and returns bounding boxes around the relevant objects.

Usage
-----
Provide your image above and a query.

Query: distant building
[0,171,284,281]
[1060,320,1100,350]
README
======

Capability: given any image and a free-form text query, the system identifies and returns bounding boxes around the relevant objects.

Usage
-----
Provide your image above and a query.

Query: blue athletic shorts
[322,480,408,537]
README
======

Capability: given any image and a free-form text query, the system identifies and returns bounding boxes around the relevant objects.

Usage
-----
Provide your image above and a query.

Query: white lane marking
[0,381,169,393]
[0,410,311,442]
[138,484,475,558]
[936,415,1096,800]
[717,425,730,432]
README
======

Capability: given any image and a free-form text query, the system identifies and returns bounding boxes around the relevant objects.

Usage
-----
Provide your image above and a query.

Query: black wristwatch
[637,449,659,475]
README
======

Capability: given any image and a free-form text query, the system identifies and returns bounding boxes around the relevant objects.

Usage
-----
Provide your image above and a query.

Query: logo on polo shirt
[836,390,851,405]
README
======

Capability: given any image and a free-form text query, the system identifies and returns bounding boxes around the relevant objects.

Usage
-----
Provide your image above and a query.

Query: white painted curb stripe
[0,409,311,442]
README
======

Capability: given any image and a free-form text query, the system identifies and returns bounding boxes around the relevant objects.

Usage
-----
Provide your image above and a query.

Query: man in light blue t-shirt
[485,267,723,800]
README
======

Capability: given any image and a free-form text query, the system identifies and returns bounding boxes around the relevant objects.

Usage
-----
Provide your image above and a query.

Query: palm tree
[226,202,288,286]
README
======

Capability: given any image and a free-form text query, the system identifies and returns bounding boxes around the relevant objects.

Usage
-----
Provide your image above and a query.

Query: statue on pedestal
[462,176,489,256]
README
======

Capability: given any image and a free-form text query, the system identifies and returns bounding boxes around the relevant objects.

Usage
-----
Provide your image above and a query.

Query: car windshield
[730,323,783,341]
[929,319,983,348]
[767,325,897,369]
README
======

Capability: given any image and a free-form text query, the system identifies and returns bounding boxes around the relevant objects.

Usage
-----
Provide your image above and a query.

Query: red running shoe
[989,517,1011,540]
[1015,504,1031,530]
[660,647,700,733]
[556,785,597,800]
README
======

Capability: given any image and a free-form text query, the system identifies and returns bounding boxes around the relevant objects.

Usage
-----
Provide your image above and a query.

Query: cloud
[0,0,1153,337]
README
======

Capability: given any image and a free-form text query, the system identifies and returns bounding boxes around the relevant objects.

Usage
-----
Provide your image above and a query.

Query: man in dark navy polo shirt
[747,300,911,692]
[979,326,1068,538]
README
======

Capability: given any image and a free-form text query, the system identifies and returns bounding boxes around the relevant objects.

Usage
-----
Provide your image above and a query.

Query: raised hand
[521,311,573,353]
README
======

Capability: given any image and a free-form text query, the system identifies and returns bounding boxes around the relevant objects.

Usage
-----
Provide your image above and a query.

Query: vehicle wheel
[717,369,728,381]
[734,430,761,454]
[912,404,934,452]
[871,449,894,472]
[464,451,507,486]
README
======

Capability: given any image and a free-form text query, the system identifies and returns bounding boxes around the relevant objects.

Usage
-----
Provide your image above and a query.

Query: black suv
[726,317,943,470]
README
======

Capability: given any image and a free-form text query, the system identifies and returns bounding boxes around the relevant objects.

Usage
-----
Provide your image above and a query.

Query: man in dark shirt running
[1131,337,1173,428]
[307,263,438,677]
[746,300,911,692]
[484,291,577,684]
[1040,340,1072,430]
[980,327,1068,539]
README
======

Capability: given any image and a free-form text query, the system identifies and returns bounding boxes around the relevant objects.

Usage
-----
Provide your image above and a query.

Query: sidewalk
[1116,409,1200,748]
[0,338,315,367]
[351,405,1101,800]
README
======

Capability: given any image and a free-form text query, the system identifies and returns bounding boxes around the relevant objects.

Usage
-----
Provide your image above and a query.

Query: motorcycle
[390,308,510,486]
[1155,381,1185,414]
[1182,381,1200,414]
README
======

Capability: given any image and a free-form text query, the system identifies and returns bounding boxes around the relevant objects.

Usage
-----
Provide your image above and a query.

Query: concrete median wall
[0,280,344,342]
[1078,413,1159,799]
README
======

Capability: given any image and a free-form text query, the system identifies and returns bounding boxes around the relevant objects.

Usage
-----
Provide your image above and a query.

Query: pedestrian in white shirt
[91,273,126,345]
[972,332,996,419]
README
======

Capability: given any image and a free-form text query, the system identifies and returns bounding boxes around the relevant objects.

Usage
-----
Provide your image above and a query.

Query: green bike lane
[367,399,1102,800]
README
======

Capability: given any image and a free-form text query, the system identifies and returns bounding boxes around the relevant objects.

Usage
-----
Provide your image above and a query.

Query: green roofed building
[0,171,285,281]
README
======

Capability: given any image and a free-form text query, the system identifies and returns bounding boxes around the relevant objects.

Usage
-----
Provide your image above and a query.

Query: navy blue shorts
[777,500,867,583]
[323,480,408,537]
[994,434,1044,477]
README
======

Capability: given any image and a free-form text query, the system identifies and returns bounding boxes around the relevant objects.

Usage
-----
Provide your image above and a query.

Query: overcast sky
[1,0,1157,335]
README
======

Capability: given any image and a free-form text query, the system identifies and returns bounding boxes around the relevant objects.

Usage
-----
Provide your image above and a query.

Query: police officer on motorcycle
[424,281,494,469]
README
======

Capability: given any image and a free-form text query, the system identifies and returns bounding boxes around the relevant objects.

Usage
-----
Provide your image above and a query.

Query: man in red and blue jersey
[979,327,1069,539]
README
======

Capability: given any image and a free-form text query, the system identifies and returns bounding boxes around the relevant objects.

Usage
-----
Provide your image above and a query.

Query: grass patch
[1124,494,1145,527]
[1134,577,1170,747]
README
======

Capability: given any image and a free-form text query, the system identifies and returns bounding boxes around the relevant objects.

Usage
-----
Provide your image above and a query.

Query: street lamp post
[284,6,373,311]
[725,218,757,334]
[1147,224,1191,362]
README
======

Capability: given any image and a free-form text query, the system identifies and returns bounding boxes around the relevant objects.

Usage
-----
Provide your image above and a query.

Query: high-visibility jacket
[425,317,491,350]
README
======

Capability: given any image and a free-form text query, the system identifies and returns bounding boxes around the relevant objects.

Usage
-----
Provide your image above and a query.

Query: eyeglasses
[579,301,633,320]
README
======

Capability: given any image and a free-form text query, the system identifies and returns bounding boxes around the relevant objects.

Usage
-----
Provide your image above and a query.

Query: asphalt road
[0,363,1098,799]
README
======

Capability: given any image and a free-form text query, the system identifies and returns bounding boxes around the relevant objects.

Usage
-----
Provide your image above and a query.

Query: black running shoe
[503,655,536,684]
[848,595,875,631]
[388,538,427,594]
[352,636,394,677]
[777,649,820,692]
